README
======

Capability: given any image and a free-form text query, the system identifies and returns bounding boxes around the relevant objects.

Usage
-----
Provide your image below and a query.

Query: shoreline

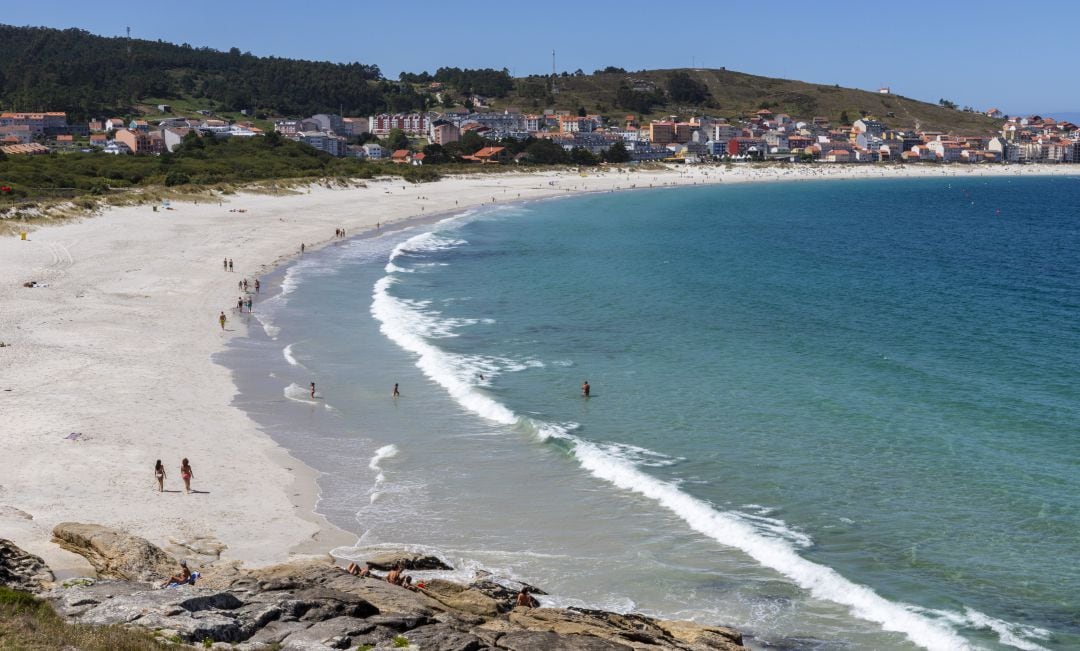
[1,162,1076,581]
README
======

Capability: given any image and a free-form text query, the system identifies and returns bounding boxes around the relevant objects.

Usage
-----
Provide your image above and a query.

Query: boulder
[363,550,452,571]
[420,578,503,617]
[497,630,633,651]
[507,607,737,650]
[0,539,54,592]
[51,522,175,582]
[398,622,485,651]
[654,620,744,650]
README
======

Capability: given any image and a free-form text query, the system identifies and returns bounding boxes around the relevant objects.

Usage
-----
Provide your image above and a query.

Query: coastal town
[2,103,1079,165]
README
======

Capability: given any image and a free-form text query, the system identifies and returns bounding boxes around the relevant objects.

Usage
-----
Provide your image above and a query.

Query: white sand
[0,163,1074,576]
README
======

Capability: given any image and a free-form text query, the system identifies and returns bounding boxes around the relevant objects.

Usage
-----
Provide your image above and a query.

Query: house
[104,118,126,132]
[342,117,368,136]
[462,146,508,164]
[410,152,425,166]
[114,128,165,155]
[391,149,411,164]
[825,149,851,163]
[0,142,49,155]
[295,131,348,157]
[852,119,885,139]
[985,108,1003,119]
[430,121,460,145]
[311,114,346,135]
[0,125,33,144]
[129,119,150,132]
[649,121,675,144]
[361,143,384,159]
[368,113,430,136]
[157,104,172,113]
[102,140,131,155]
[161,128,192,152]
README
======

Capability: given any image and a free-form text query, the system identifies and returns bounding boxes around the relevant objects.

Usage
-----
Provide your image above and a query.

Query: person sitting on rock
[515,586,540,608]
[160,559,191,588]
[386,562,404,586]
[345,562,370,578]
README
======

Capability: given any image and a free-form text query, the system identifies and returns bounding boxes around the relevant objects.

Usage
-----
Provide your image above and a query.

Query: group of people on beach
[154,458,194,494]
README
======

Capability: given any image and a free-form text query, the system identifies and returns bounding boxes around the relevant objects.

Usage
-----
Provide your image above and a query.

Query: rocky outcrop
[51,522,175,581]
[32,527,746,650]
[0,539,54,592]
[362,550,453,571]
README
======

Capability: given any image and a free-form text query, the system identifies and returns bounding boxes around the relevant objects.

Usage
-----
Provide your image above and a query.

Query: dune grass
[0,586,171,650]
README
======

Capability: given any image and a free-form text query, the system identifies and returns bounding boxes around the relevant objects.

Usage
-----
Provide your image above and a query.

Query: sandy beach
[1,162,1075,579]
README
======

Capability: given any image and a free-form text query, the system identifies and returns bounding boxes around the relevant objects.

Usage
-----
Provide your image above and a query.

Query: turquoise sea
[222,175,1080,650]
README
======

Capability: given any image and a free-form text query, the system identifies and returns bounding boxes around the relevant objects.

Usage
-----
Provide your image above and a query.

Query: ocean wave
[367,444,399,504]
[368,265,1017,651]
[386,232,468,274]
[282,343,301,367]
[932,607,1051,651]
[364,216,1060,650]
[283,382,331,410]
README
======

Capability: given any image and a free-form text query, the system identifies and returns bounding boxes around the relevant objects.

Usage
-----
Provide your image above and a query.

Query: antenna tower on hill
[551,49,558,95]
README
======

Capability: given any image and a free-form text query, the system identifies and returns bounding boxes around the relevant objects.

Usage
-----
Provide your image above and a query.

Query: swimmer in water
[582,380,590,397]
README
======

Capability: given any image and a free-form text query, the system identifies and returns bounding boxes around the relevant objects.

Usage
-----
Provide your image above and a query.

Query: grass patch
[0,586,169,650]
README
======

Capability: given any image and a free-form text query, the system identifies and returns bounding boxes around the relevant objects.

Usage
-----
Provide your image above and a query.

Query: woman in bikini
[180,458,193,494]
[154,459,166,492]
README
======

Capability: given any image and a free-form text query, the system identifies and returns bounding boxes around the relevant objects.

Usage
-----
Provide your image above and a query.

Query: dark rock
[363,550,453,571]
[34,525,746,651]
[278,616,376,648]
[51,522,176,582]
[364,611,435,631]
[179,591,244,611]
[403,622,485,651]
[496,630,633,651]
[235,620,309,650]
[0,539,54,592]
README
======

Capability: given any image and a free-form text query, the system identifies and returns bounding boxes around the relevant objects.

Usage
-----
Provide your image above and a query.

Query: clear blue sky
[6,1,1078,117]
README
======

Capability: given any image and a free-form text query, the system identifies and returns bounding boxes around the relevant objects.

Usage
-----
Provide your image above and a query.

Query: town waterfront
[222,176,1080,650]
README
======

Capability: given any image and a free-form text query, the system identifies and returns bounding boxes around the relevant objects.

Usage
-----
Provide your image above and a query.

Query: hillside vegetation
[503,69,1001,135]
[0,24,1000,135]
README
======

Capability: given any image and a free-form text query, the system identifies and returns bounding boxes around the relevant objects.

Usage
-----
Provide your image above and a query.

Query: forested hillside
[0,24,1001,135]
[0,25,400,118]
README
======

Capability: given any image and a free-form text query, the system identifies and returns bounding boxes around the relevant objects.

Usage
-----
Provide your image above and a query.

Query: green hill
[498,69,1001,135]
[0,24,1000,135]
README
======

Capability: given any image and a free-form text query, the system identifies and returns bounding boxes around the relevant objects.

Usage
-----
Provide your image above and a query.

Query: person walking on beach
[238,279,243,291]
[243,278,249,292]
[237,296,244,312]
[254,279,260,293]
[310,382,316,399]
[180,458,193,494]
[582,380,590,398]
[223,258,228,271]
[228,258,234,271]
[154,459,166,492]
[392,383,400,398]
[245,297,252,313]
[300,243,305,255]
[219,311,227,330]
